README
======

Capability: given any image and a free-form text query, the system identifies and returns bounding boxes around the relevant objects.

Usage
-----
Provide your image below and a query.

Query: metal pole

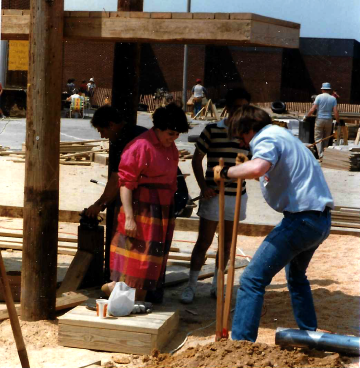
[275,327,360,356]
[182,0,191,111]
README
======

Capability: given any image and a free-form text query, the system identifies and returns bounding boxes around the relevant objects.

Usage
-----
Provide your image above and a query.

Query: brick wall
[2,0,30,8]
[62,41,115,93]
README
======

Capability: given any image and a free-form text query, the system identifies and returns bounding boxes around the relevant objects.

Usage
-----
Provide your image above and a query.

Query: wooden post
[105,0,144,280]
[21,0,64,320]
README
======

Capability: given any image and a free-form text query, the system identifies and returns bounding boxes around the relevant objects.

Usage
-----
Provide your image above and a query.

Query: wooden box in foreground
[58,305,179,354]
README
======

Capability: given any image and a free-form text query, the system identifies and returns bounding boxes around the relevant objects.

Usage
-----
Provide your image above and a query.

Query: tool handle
[0,251,30,368]
[216,158,225,341]
[223,178,243,338]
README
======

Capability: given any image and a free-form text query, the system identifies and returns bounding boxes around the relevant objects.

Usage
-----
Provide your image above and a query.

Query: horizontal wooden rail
[1,11,300,48]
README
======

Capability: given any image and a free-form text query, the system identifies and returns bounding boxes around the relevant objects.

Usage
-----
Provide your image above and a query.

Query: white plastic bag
[108,282,135,317]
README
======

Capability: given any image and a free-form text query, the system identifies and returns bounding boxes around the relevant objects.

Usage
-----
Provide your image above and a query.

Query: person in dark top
[85,105,147,218]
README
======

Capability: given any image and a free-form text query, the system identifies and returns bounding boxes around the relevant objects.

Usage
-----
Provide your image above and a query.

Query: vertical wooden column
[105,0,143,280]
[21,0,64,321]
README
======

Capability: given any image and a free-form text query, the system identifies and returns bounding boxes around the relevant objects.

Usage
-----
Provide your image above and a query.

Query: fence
[256,102,360,114]
[93,89,360,115]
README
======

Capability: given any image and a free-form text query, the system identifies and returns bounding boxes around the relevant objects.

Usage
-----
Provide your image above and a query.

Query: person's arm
[85,172,119,218]
[214,158,271,182]
[333,106,340,124]
[120,186,137,238]
[192,147,216,199]
[306,104,318,118]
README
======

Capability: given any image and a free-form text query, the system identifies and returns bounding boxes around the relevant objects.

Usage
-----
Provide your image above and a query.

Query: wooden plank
[215,13,230,20]
[0,230,77,243]
[331,222,360,229]
[130,12,150,18]
[59,324,153,355]
[57,251,94,296]
[230,13,300,29]
[193,13,215,20]
[1,12,300,48]
[171,12,193,19]
[110,11,131,18]
[3,9,23,15]
[150,12,172,19]
[153,310,179,350]
[68,11,90,17]
[58,305,177,335]
[0,205,107,223]
[0,291,88,321]
[165,258,248,287]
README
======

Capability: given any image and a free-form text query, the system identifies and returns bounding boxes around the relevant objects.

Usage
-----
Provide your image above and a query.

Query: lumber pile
[1,140,109,165]
[331,206,360,229]
[321,146,360,171]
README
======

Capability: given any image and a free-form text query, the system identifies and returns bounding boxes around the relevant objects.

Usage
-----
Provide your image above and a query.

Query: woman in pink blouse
[103,103,190,302]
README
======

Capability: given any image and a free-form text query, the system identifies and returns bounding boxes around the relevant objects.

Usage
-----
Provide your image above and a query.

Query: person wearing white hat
[305,82,340,158]
[87,78,96,98]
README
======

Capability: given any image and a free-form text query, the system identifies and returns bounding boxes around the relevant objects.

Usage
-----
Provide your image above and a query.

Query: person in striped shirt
[180,88,251,304]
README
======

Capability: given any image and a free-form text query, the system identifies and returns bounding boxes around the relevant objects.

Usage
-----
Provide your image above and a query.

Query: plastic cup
[96,299,108,318]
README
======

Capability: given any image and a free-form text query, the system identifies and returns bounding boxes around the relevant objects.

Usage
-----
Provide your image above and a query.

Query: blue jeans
[193,101,202,116]
[231,208,331,342]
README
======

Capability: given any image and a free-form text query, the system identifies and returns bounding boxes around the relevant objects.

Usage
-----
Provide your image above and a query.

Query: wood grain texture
[58,307,179,354]
[21,0,64,321]
[1,12,300,48]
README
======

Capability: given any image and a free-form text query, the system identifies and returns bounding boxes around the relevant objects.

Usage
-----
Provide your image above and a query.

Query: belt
[284,207,331,217]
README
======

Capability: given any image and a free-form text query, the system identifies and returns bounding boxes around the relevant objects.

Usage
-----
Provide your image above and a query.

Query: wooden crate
[58,305,179,355]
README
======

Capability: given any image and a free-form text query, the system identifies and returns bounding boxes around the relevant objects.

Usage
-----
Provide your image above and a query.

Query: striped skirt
[110,184,175,290]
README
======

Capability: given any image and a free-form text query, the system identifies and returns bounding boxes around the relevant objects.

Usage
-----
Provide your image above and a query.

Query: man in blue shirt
[214,105,333,342]
[306,82,340,158]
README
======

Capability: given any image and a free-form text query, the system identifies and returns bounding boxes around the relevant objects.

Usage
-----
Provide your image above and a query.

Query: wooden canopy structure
[1,5,300,321]
[1,10,300,48]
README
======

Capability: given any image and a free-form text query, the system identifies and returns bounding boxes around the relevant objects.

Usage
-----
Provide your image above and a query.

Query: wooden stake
[222,153,248,339]
[0,250,30,367]
[22,0,64,320]
[193,106,205,120]
[355,128,360,146]
[216,157,225,341]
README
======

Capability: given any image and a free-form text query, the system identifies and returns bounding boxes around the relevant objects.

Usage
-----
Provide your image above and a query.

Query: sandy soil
[0,157,359,367]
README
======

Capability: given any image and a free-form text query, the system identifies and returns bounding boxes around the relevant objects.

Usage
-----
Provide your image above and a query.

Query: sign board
[8,41,29,71]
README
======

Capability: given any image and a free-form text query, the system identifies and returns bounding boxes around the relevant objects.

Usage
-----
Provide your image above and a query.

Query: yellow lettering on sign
[8,41,29,71]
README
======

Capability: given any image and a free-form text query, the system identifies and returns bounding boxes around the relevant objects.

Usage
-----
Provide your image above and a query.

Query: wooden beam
[105,0,143,281]
[1,12,300,48]
[21,0,64,321]
[0,291,89,321]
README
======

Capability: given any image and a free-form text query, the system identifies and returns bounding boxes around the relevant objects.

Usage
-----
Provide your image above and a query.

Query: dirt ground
[0,155,359,367]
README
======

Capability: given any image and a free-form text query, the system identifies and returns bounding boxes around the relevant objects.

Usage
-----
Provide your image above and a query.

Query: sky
[63,0,359,41]
[143,0,360,41]
[64,0,118,12]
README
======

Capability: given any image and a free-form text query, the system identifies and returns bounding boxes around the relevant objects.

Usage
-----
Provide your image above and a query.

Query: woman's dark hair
[91,105,124,128]
[152,103,190,133]
[228,105,272,139]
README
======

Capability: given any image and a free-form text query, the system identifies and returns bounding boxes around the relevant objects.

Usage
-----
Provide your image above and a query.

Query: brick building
[2,0,360,104]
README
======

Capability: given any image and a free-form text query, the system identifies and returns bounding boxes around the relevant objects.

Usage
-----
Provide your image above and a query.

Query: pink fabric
[118,128,178,192]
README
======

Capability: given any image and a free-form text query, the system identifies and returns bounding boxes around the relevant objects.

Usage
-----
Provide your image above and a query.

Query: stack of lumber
[321,146,360,171]
[0,229,206,264]
[2,140,108,165]
[331,206,360,230]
